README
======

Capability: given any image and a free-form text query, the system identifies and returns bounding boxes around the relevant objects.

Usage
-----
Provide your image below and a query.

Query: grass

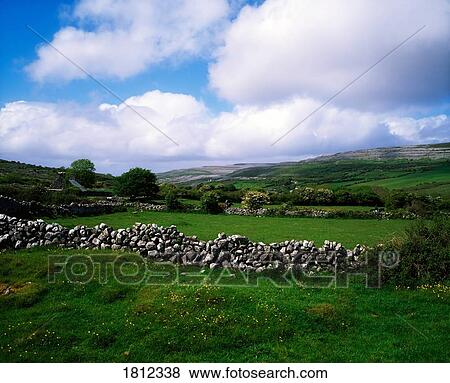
[354,166,450,190]
[0,248,449,362]
[0,159,115,190]
[51,210,412,247]
[228,158,450,197]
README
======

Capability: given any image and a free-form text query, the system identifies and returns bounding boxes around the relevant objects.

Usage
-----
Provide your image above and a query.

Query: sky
[0,0,449,174]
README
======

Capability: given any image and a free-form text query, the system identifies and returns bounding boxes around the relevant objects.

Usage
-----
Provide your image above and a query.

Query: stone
[0,212,363,275]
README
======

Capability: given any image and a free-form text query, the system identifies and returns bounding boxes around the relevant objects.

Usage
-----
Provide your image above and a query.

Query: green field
[354,166,450,190]
[228,158,450,197]
[53,211,412,247]
[0,248,449,362]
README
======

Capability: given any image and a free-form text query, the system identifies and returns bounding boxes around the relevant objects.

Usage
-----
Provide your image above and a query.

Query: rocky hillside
[157,163,274,184]
[304,142,450,162]
[157,143,450,184]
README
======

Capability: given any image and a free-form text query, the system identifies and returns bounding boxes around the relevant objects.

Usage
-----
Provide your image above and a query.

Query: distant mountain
[157,143,450,184]
[302,142,450,162]
[157,163,275,184]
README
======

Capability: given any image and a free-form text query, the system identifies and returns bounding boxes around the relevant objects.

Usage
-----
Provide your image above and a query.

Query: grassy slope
[0,249,449,362]
[353,165,450,189]
[52,211,411,247]
[2,155,449,197]
[229,159,450,195]
[0,160,61,187]
[0,159,115,190]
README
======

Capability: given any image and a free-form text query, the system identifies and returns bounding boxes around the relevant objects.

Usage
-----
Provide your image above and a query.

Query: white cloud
[209,0,449,109]
[385,115,449,143]
[1,91,448,173]
[27,0,230,81]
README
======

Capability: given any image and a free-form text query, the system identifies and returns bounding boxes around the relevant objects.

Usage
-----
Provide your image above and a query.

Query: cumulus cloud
[384,115,449,143]
[1,90,448,173]
[209,0,450,109]
[26,0,230,81]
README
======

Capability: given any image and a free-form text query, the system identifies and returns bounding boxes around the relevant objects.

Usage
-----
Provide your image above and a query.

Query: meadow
[0,248,449,362]
[1,152,449,363]
[53,210,412,248]
[225,158,450,197]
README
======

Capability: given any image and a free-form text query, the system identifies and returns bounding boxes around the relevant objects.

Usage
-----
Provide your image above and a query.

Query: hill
[158,143,450,184]
[157,143,450,197]
[0,159,115,192]
[1,143,449,198]
[157,163,274,184]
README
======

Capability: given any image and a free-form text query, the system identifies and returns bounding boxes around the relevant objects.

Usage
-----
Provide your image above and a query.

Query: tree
[201,191,222,214]
[242,191,270,210]
[114,167,159,198]
[66,159,96,188]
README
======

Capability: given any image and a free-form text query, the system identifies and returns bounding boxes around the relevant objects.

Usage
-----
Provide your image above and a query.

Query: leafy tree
[114,167,159,198]
[201,191,222,214]
[66,159,96,188]
[242,191,270,210]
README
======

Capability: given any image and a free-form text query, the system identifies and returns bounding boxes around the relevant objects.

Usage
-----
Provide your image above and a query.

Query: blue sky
[0,0,448,173]
[0,0,234,112]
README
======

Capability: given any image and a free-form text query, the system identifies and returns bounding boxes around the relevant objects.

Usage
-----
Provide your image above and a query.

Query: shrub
[334,189,353,205]
[290,187,335,205]
[385,191,413,210]
[0,184,81,204]
[165,190,183,211]
[158,183,177,199]
[201,191,222,214]
[350,186,383,206]
[380,217,450,287]
[242,191,270,210]
[114,168,159,198]
[385,191,440,216]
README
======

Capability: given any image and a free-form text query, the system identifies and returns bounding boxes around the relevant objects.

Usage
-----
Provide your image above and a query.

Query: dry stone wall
[0,195,126,218]
[0,214,364,273]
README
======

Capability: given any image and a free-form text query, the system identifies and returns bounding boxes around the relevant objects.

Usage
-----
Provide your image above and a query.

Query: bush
[201,191,222,214]
[114,168,159,198]
[165,190,183,211]
[334,189,353,205]
[242,191,270,210]
[385,191,413,210]
[380,218,450,287]
[350,186,383,206]
[290,187,335,205]
[0,184,81,204]
[385,191,440,216]
[158,183,177,199]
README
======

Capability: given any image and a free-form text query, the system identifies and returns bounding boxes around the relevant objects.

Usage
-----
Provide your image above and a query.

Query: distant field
[1,249,449,362]
[228,158,450,197]
[53,211,411,247]
[354,167,450,190]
